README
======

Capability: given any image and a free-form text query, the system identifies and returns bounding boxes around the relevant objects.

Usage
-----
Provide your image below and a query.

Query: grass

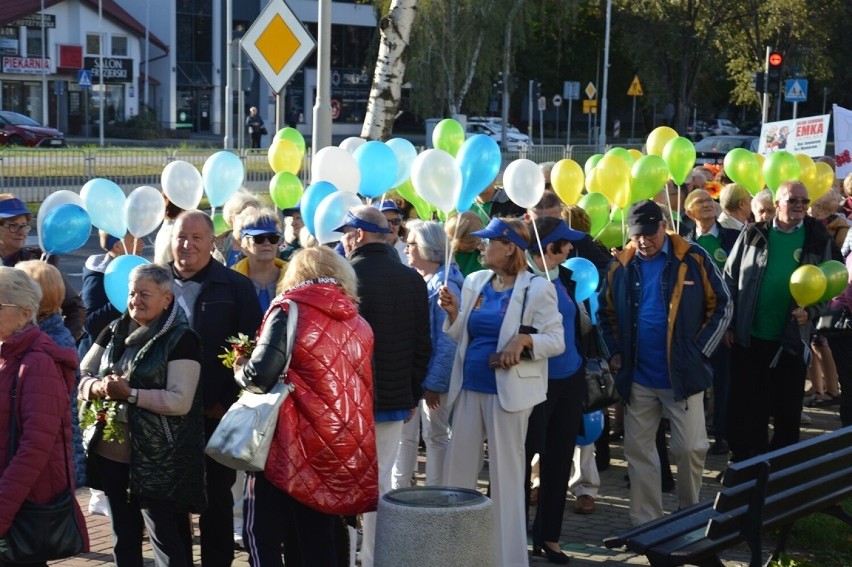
[768,499,852,566]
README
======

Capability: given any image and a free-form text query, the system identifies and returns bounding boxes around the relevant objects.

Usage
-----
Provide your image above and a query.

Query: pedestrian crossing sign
[78,70,92,88]
[785,79,807,103]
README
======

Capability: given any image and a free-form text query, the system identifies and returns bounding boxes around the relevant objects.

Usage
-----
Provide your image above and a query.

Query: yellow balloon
[795,154,817,193]
[595,155,631,209]
[267,139,302,174]
[810,162,836,202]
[551,159,585,205]
[790,264,827,307]
[586,167,602,194]
[628,148,644,162]
[753,153,766,192]
[646,126,678,157]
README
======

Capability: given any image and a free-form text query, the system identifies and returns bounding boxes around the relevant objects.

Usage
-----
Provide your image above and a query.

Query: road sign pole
[762,46,771,125]
[793,101,798,120]
[631,96,636,139]
[555,106,559,140]
[566,99,572,147]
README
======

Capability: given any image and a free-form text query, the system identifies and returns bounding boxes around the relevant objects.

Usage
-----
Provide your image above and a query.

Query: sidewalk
[51,404,842,566]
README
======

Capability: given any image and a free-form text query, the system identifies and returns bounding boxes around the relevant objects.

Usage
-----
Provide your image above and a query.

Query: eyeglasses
[249,234,281,245]
[783,198,810,206]
[0,222,31,234]
[386,217,402,226]
[480,237,510,247]
[0,303,21,310]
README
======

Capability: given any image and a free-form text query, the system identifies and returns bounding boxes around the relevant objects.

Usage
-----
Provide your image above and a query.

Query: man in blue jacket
[599,200,731,526]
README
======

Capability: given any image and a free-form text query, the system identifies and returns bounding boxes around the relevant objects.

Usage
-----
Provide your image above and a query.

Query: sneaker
[573,495,595,514]
[234,533,244,549]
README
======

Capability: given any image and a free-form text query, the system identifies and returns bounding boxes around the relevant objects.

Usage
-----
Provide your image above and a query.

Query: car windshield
[695,137,751,152]
[0,112,40,127]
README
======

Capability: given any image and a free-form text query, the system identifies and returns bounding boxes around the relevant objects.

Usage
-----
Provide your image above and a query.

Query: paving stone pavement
[50,404,841,566]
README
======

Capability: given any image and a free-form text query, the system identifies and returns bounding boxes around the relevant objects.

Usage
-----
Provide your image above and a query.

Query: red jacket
[0,326,88,549]
[263,283,378,515]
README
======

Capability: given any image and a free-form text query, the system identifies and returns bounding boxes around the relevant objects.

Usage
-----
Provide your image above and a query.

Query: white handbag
[205,301,298,471]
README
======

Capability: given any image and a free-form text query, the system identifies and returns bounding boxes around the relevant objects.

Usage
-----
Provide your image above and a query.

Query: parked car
[685,120,711,141]
[694,135,759,165]
[707,118,740,136]
[465,118,531,150]
[0,111,65,147]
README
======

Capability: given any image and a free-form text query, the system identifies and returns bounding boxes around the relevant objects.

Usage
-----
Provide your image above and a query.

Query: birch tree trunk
[361,0,418,141]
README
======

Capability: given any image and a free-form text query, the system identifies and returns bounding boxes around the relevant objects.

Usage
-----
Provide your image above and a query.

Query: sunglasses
[386,217,402,226]
[249,233,281,245]
[783,198,810,206]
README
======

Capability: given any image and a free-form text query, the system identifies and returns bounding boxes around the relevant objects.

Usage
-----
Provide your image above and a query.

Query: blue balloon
[577,410,605,446]
[42,204,91,255]
[104,255,150,312]
[202,151,245,207]
[386,138,418,188]
[455,134,502,213]
[563,257,600,302]
[301,181,339,237]
[80,178,127,238]
[353,141,398,198]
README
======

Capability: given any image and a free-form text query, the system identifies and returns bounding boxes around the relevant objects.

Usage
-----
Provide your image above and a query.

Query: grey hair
[753,188,774,205]
[775,181,808,203]
[406,220,447,264]
[129,263,174,293]
[234,207,282,241]
[719,183,750,212]
[0,266,42,324]
[222,189,261,226]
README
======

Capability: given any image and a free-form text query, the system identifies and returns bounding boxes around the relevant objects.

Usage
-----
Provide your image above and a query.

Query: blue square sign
[785,79,807,103]
[78,70,92,89]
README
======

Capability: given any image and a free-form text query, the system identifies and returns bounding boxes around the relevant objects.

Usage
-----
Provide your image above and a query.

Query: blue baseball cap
[472,218,528,250]
[241,218,281,236]
[538,220,585,247]
[372,200,402,214]
[334,210,391,234]
[0,198,30,219]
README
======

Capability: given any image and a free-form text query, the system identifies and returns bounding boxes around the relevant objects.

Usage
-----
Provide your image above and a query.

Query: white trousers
[624,383,709,526]
[444,390,532,567]
[359,419,404,567]
[392,395,452,488]
[568,443,600,498]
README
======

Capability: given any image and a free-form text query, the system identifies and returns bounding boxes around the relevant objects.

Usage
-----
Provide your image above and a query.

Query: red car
[0,111,65,147]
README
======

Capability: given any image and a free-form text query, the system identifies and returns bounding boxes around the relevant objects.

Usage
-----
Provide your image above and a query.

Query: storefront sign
[84,56,133,83]
[0,39,18,55]
[2,56,50,74]
[58,45,83,70]
[11,14,56,29]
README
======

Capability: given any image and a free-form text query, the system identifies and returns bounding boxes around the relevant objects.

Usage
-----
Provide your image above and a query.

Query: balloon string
[445,214,461,287]
[567,208,573,229]
[41,252,48,262]
[530,221,551,283]
[122,238,128,255]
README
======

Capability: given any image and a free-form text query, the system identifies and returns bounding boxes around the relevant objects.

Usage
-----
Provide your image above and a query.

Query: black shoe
[708,439,730,455]
[532,542,570,564]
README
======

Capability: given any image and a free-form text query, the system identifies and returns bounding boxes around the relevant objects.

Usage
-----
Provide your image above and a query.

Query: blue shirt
[548,277,583,379]
[633,242,671,389]
[463,283,513,394]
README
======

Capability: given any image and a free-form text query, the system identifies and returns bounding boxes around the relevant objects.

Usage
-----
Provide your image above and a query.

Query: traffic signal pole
[762,46,771,125]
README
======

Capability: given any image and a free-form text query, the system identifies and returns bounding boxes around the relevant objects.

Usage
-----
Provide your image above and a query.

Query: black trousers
[525,370,586,543]
[201,418,237,567]
[828,334,852,426]
[727,339,806,462]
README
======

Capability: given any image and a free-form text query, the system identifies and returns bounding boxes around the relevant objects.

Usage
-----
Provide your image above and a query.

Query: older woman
[235,246,376,567]
[214,190,261,267]
[232,207,287,312]
[438,217,564,567]
[0,267,87,567]
[79,264,204,567]
[391,220,464,488]
[751,189,776,222]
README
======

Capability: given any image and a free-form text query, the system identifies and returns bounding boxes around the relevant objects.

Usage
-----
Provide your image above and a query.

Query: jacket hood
[1,326,78,395]
[284,282,359,322]
[84,253,113,273]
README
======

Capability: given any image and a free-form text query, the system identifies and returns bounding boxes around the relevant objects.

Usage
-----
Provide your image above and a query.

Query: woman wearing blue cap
[232,208,287,312]
[438,217,565,567]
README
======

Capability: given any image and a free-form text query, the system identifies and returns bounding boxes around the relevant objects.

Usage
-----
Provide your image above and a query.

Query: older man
[170,210,263,567]
[338,205,431,567]
[718,183,752,230]
[599,200,731,526]
[723,181,838,463]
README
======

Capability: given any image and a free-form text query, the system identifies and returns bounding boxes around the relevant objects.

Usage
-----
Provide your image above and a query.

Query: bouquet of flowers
[79,397,126,443]
[219,333,256,369]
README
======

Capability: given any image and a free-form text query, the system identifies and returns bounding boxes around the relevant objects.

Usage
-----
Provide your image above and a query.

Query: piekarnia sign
[84,56,133,83]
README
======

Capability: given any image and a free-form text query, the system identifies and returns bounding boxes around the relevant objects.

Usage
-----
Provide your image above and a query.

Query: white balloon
[125,186,166,239]
[314,191,363,244]
[339,136,367,154]
[503,159,545,209]
[161,160,203,210]
[311,147,361,193]
[37,190,83,251]
[410,149,462,213]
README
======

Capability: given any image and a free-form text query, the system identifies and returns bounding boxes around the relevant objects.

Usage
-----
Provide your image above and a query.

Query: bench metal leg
[767,523,792,566]
[822,503,852,528]
[743,461,771,567]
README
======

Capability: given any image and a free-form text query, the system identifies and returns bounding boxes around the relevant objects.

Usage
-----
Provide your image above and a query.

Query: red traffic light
[768,52,783,67]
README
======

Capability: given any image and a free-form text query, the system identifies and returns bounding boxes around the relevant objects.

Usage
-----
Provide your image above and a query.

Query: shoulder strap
[280,300,298,379]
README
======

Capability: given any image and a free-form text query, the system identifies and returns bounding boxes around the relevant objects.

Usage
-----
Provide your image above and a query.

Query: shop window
[86,33,100,55]
[26,28,43,57]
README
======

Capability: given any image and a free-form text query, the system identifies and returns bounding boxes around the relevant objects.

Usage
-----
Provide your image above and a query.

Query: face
[172,215,214,277]
[630,222,667,259]
[340,227,359,255]
[128,279,173,326]
[752,199,776,222]
[114,234,144,256]
[404,235,431,274]
[0,302,30,341]
[687,191,717,223]
[527,205,562,221]
[0,215,32,254]
[775,184,809,226]
[289,213,304,233]
[242,232,280,262]
[382,211,402,242]
[477,237,515,271]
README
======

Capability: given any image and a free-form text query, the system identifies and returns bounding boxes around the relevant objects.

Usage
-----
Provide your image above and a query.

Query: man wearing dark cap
[338,205,431,567]
[598,199,731,526]
[372,199,408,266]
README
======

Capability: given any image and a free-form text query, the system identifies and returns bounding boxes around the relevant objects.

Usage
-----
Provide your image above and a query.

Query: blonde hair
[279,246,359,302]
[719,183,750,212]
[0,266,42,324]
[222,189,261,227]
[14,260,64,318]
[445,211,484,253]
[809,188,843,219]
[500,217,531,275]
[561,205,591,234]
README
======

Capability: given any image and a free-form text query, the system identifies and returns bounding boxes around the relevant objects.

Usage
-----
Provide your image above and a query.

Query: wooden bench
[603,426,852,566]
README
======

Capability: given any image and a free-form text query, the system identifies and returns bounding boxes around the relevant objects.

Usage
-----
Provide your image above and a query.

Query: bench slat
[603,501,714,550]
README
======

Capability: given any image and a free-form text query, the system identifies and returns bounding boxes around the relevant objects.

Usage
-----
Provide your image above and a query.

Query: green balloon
[397,179,434,220]
[723,148,761,195]
[584,154,604,177]
[630,155,670,202]
[662,137,696,185]
[432,119,465,157]
[269,171,303,209]
[763,151,800,194]
[818,260,849,302]
[578,192,611,236]
[595,220,627,249]
[212,212,229,235]
[606,147,634,166]
[275,127,306,155]
[610,207,624,222]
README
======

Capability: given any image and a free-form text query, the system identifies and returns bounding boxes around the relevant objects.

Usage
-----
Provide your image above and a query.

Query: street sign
[552,94,563,107]
[563,81,580,101]
[785,79,808,103]
[77,69,91,89]
[538,96,547,112]
[627,75,643,96]
[240,0,316,94]
[583,99,597,114]
[585,82,596,99]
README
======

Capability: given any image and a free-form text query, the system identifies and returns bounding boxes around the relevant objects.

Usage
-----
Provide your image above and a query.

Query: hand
[608,354,622,375]
[792,307,808,326]
[722,329,734,348]
[437,286,459,323]
[233,356,248,375]
[499,334,532,368]
[403,408,417,423]
[423,390,442,410]
[104,377,131,401]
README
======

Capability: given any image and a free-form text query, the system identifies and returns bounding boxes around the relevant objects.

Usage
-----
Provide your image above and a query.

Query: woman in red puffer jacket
[234,246,376,567]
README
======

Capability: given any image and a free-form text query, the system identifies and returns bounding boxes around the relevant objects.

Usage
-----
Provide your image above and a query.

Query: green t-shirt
[696,233,727,269]
[751,227,805,341]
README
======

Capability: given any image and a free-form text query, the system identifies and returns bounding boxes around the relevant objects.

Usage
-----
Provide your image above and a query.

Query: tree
[361,0,419,140]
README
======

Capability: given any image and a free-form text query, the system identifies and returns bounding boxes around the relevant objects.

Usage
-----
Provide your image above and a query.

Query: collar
[636,235,670,261]
[772,217,804,233]
[171,259,212,283]
[695,222,720,238]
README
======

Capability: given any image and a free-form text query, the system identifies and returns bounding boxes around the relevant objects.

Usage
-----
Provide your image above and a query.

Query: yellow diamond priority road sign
[240,0,316,94]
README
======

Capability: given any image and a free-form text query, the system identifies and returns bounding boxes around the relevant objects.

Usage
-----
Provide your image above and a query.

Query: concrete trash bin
[374,486,495,567]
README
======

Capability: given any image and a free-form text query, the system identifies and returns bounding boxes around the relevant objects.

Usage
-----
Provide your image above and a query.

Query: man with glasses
[372,199,409,266]
[0,194,85,340]
[724,181,839,463]
[599,199,731,526]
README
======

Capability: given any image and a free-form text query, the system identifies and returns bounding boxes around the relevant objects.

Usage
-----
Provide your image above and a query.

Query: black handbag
[583,328,620,413]
[815,307,852,337]
[3,368,84,563]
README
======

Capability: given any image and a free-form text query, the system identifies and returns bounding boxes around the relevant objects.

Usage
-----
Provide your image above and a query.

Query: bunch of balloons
[724,148,835,200]
[790,260,849,307]
[268,128,307,210]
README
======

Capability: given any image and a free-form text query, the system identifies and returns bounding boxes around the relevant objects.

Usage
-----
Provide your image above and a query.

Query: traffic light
[767,51,783,94]
[755,72,765,93]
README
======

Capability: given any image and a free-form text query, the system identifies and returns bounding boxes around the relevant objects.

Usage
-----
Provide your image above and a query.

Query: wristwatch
[127,388,139,405]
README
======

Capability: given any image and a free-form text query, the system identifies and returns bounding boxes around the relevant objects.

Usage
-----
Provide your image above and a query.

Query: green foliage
[767,499,852,566]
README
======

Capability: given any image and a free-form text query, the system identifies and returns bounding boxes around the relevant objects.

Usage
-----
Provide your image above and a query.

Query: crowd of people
[0,152,849,567]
